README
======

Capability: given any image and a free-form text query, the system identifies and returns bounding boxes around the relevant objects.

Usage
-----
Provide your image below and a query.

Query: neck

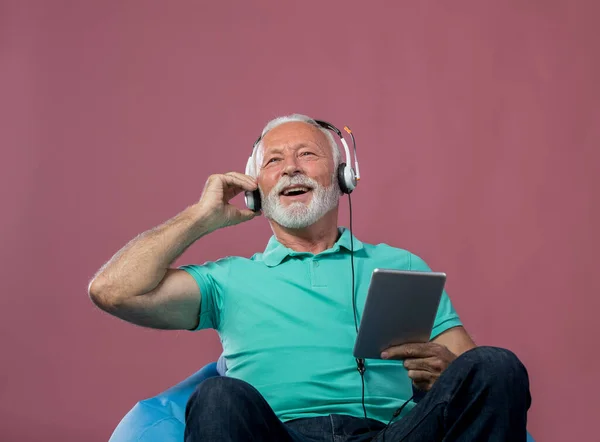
[269,209,340,254]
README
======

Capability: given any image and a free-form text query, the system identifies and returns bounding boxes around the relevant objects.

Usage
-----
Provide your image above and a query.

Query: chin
[280,200,310,210]
[275,208,330,230]
[279,195,313,208]
[280,205,311,219]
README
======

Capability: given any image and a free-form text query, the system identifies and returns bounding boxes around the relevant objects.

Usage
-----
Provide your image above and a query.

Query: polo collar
[261,227,364,267]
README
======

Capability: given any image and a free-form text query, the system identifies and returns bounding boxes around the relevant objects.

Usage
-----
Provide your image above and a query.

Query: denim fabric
[185,346,531,441]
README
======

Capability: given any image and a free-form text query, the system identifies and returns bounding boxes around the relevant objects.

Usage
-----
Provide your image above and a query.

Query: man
[89,114,531,441]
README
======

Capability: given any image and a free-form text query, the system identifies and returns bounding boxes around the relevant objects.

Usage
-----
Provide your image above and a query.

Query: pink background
[2,1,599,440]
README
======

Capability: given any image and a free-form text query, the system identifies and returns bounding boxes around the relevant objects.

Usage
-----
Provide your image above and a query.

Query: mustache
[271,175,319,195]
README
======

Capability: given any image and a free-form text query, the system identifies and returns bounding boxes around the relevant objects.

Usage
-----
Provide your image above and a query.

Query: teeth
[283,187,309,195]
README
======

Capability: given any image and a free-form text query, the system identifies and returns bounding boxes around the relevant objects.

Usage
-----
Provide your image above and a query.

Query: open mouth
[280,186,313,198]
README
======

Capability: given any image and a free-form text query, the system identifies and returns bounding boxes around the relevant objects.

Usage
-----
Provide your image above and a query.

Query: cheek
[258,173,277,194]
[309,164,336,186]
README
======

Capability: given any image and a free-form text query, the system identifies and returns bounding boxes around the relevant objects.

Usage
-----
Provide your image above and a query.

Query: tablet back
[353,269,446,359]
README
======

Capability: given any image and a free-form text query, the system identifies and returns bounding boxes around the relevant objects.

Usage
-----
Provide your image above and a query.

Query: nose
[281,155,303,177]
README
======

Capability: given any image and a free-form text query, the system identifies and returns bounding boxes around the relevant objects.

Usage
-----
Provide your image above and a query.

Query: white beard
[260,173,341,229]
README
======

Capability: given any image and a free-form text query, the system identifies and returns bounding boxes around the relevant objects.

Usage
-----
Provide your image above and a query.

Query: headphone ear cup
[245,189,262,212]
[337,162,357,194]
[337,163,350,194]
[244,155,261,212]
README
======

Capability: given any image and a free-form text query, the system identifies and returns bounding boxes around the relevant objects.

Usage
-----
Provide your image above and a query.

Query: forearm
[89,204,210,302]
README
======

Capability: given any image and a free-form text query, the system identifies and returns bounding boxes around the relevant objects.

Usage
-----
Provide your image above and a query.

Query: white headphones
[244,119,360,212]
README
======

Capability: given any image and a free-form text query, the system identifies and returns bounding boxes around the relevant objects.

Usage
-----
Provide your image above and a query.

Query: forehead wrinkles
[255,140,323,172]
[251,123,332,176]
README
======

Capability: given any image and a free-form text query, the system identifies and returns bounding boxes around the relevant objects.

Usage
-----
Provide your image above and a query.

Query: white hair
[250,113,341,177]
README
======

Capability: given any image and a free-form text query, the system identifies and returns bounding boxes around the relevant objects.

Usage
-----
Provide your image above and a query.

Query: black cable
[345,127,413,438]
[350,190,413,439]
[349,193,357,333]
[381,394,415,442]
[349,193,368,422]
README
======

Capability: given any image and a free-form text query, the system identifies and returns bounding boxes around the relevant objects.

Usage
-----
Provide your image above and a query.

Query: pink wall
[2,1,598,440]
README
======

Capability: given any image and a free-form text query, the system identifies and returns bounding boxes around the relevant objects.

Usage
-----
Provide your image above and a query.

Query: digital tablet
[352,269,446,359]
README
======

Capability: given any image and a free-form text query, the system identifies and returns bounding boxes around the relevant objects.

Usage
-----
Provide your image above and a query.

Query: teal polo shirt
[180,227,462,424]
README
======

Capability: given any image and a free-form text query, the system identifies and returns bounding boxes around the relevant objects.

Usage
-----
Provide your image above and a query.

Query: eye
[300,151,314,157]
[266,157,281,164]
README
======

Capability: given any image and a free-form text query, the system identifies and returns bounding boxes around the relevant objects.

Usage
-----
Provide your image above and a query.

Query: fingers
[222,172,258,192]
[407,370,435,391]
[402,357,444,374]
[381,343,438,360]
[381,344,452,394]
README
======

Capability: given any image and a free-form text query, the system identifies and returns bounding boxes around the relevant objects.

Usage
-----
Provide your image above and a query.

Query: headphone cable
[348,194,368,423]
[381,394,415,442]
[349,191,414,439]
[344,126,416,438]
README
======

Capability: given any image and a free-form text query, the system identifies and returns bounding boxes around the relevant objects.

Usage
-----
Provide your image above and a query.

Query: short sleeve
[179,260,230,331]
[409,253,463,340]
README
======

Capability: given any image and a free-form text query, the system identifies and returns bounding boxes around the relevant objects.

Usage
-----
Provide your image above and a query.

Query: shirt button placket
[311,259,327,287]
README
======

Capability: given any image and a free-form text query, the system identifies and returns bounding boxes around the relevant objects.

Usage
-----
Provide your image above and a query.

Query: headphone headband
[251,119,340,145]
[249,119,359,178]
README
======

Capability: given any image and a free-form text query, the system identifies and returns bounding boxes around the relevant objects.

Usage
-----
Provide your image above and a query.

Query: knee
[188,376,255,409]
[456,346,530,393]
[185,376,269,439]
[186,376,264,423]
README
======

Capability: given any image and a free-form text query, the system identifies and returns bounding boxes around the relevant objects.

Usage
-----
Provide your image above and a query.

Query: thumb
[238,208,261,221]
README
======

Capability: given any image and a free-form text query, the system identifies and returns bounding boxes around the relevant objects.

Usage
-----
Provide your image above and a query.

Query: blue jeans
[185,346,531,441]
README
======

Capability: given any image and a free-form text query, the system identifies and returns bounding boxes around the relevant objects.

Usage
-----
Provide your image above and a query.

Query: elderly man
[89,114,531,441]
